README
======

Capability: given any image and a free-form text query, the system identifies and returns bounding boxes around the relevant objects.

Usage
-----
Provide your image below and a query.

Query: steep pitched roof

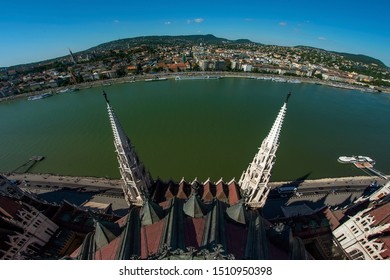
[0,196,23,219]
[368,202,390,226]
[226,200,247,225]
[202,181,215,202]
[140,199,164,226]
[183,194,208,218]
[94,222,118,250]
[227,180,241,205]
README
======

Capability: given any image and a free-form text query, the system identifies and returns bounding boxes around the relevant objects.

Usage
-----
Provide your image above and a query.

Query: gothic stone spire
[239,93,290,208]
[104,91,152,206]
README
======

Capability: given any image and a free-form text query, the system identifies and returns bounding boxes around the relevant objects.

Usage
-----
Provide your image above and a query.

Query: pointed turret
[104,91,152,206]
[239,93,291,208]
[69,48,77,64]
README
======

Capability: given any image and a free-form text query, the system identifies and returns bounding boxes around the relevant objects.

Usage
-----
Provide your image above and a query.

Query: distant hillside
[234,39,253,44]
[87,34,257,52]
[294,45,386,68]
[332,52,386,67]
[90,36,385,68]
[5,35,386,70]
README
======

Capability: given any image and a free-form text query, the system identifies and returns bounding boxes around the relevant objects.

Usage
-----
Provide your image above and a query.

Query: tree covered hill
[294,45,386,68]
[86,34,258,52]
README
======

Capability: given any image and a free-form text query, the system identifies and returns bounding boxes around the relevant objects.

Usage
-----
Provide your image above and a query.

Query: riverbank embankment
[4,172,387,190]
[1,71,389,104]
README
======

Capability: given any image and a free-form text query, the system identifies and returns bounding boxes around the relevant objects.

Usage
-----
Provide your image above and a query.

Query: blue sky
[1,0,390,67]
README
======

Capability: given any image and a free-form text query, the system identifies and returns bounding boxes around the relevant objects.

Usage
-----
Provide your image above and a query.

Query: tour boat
[338,155,375,164]
[27,92,53,101]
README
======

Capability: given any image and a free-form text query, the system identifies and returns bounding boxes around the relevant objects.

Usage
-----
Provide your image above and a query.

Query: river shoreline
[3,172,122,188]
[1,71,389,104]
[3,172,387,189]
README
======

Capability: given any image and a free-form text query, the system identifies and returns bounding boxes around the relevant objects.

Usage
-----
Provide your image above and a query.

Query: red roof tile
[140,219,165,258]
[166,181,179,199]
[177,181,190,199]
[69,245,81,258]
[184,217,206,248]
[0,196,23,219]
[115,215,129,227]
[227,181,241,205]
[215,182,228,202]
[368,203,390,226]
[202,181,215,202]
[379,236,390,259]
[95,236,122,260]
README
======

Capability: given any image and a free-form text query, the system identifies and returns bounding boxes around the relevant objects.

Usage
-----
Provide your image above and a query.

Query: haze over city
[1,0,390,67]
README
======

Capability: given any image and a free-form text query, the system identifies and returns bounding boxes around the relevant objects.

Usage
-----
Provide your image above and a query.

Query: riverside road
[4,173,388,218]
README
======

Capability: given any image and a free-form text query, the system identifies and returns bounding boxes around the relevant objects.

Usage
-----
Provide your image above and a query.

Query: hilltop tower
[103,91,152,206]
[69,48,77,64]
[239,93,291,208]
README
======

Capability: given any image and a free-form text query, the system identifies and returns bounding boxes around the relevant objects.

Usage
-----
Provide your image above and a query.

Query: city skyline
[1,0,390,68]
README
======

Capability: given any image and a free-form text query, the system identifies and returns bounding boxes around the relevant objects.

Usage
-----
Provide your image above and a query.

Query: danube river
[1,78,389,182]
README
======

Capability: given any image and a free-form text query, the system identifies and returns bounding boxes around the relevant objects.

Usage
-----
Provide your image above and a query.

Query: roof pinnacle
[103,90,110,104]
[286,91,292,103]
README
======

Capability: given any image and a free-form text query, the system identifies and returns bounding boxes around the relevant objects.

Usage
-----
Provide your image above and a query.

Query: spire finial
[286,91,292,103]
[103,90,110,104]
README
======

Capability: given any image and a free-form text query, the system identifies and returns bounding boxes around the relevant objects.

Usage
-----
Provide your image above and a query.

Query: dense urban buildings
[1,35,390,99]
[0,175,121,259]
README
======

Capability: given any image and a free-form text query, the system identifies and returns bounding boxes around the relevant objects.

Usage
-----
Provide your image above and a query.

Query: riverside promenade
[1,71,388,104]
[3,172,388,218]
[4,172,122,189]
[4,172,387,191]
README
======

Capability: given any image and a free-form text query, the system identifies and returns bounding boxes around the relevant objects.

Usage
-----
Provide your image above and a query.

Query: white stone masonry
[239,99,288,208]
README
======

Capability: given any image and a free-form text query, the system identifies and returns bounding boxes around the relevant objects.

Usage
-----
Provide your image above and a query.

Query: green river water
[1,78,389,182]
